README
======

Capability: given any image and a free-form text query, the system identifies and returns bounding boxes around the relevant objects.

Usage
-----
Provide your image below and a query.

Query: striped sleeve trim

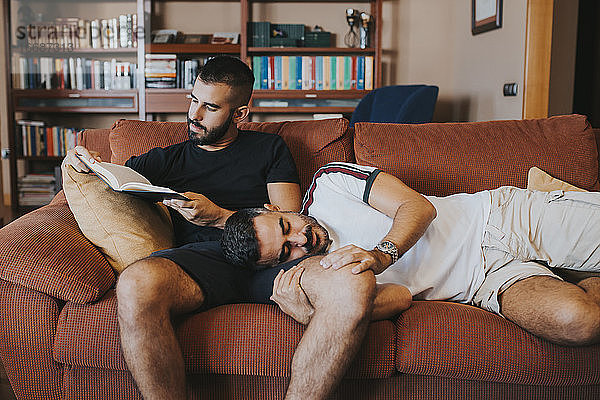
[301,162,381,214]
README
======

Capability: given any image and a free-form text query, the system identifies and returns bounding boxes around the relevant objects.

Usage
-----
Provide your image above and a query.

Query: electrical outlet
[503,83,518,96]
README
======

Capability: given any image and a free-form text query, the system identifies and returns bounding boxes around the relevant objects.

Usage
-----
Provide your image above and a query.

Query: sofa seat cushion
[0,193,115,304]
[54,291,395,378]
[354,114,599,196]
[396,301,600,385]
[239,118,354,193]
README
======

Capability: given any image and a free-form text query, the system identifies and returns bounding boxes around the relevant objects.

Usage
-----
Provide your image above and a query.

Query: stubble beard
[187,112,234,146]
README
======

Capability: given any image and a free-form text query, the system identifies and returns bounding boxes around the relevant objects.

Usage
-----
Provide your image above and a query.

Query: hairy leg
[116,257,204,400]
[578,277,600,305]
[285,256,376,400]
[500,275,600,346]
[372,283,412,321]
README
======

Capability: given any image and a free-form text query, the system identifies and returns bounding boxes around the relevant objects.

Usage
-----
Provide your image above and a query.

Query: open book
[76,154,189,201]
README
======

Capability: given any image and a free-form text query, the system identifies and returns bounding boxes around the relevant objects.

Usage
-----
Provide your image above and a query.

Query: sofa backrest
[353,114,599,196]
[238,119,354,192]
[80,118,354,194]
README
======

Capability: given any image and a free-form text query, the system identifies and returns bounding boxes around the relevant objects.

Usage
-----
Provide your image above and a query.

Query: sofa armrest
[0,192,116,303]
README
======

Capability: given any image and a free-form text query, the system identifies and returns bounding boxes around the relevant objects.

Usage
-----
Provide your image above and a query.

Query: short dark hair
[221,208,268,268]
[198,55,254,106]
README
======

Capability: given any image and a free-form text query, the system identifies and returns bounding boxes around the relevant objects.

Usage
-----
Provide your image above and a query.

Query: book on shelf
[250,55,372,91]
[75,155,190,202]
[144,55,207,89]
[16,120,79,157]
[12,56,137,90]
[18,173,57,206]
[20,14,137,51]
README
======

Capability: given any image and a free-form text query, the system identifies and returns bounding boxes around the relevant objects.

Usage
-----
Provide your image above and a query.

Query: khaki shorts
[473,187,600,315]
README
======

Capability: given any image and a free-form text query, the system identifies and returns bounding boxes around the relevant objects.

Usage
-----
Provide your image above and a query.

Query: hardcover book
[76,155,189,201]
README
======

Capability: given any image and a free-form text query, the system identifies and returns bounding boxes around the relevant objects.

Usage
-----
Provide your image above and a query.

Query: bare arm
[320,171,436,274]
[267,182,302,212]
[163,182,302,229]
[271,264,412,324]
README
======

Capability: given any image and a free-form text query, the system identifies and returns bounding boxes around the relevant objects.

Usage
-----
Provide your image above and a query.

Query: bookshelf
[4,0,383,214]
[5,0,145,214]
[145,0,383,114]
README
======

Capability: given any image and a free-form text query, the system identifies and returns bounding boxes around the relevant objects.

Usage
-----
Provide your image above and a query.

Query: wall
[383,0,528,122]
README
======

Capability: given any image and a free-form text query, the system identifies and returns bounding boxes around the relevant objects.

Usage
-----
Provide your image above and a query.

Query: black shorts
[151,242,312,310]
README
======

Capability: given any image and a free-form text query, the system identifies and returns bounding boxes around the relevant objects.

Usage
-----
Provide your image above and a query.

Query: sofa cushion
[62,165,174,274]
[239,118,354,193]
[527,166,587,192]
[0,192,115,303]
[110,120,188,165]
[354,115,599,196]
[396,301,600,385]
[55,292,395,379]
[77,128,112,162]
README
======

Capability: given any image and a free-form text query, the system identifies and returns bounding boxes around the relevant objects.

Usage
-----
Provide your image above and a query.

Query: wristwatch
[375,240,399,264]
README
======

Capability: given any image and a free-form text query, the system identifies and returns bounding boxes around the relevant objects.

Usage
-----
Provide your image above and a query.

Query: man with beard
[63,55,308,400]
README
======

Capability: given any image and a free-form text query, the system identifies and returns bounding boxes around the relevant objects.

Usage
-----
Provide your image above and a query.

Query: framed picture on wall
[472,0,503,35]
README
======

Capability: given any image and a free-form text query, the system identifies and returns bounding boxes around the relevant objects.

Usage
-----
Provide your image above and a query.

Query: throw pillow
[526,167,587,192]
[62,164,174,274]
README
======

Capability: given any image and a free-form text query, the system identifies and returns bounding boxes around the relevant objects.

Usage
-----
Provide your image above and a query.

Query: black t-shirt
[125,129,299,245]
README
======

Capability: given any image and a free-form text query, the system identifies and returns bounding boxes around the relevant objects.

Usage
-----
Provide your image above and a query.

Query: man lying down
[222,161,600,348]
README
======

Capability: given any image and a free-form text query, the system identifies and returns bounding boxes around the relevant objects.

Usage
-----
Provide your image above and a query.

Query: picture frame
[472,0,503,35]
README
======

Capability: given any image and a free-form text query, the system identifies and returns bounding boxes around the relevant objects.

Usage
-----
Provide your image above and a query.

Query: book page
[92,161,151,189]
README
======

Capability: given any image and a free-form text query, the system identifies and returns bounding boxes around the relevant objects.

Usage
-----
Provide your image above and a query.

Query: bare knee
[299,256,376,321]
[554,300,600,346]
[116,257,174,319]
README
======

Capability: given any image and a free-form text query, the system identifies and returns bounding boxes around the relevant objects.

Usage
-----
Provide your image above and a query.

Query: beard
[296,213,331,256]
[187,112,233,146]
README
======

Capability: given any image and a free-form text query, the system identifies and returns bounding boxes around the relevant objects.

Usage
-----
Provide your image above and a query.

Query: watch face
[377,241,398,262]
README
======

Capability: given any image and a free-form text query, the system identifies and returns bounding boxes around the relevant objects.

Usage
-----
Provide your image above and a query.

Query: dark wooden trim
[147,43,240,54]
[3,0,18,215]
[250,106,356,113]
[251,89,369,98]
[248,47,375,54]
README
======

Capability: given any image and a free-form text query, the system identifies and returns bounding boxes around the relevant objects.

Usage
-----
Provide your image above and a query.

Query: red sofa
[1,114,599,399]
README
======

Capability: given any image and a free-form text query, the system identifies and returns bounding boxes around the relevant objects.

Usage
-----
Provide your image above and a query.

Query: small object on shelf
[151,29,181,44]
[270,24,304,47]
[249,22,271,47]
[180,34,212,44]
[305,26,331,47]
[345,8,359,48]
[211,32,239,45]
[359,13,372,49]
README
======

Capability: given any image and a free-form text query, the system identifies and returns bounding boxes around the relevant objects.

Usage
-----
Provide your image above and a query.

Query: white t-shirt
[301,162,491,303]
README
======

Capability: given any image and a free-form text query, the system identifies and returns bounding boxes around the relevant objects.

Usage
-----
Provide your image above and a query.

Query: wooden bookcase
[146,0,383,114]
[4,0,145,215]
[4,0,383,215]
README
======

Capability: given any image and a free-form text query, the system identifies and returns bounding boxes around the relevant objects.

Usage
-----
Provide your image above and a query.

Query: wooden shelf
[12,47,138,56]
[17,156,64,161]
[252,89,369,98]
[13,89,138,113]
[250,106,355,113]
[248,47,375,54]
[12,89,138,96]
[147,43,240,54]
